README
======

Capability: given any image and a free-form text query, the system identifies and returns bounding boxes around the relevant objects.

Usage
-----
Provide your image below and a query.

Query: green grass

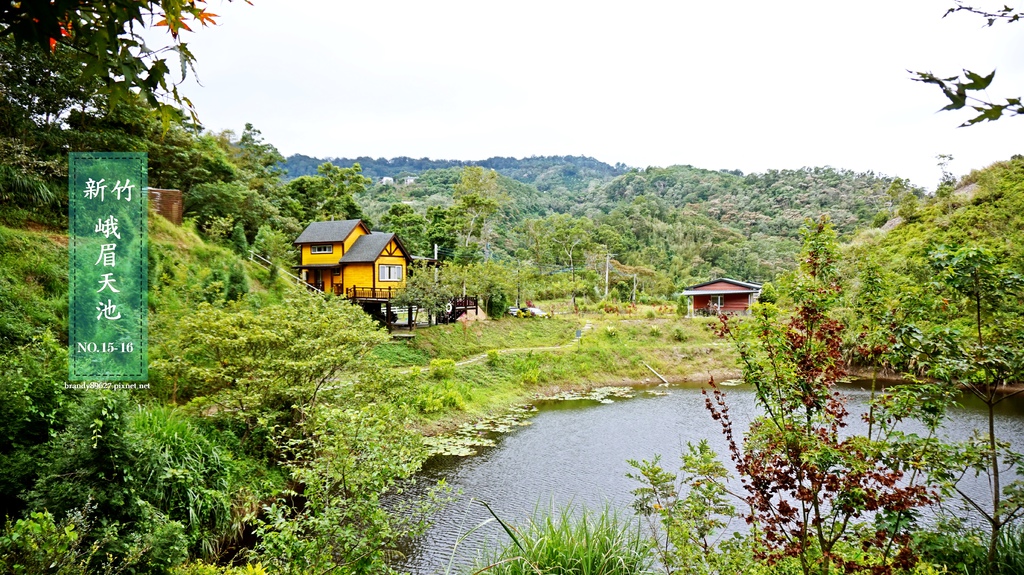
[399,316,578,364]
[0,224,68,346]
[371,313,735,428]
[471,504,652,575]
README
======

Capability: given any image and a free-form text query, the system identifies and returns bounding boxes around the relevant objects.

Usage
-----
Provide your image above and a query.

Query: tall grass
[916,521,1024,574]
[472,504,652,575]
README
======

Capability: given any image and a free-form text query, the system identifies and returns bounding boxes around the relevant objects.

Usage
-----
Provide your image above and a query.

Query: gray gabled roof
[293,219,366,245]
[340,232,407,263]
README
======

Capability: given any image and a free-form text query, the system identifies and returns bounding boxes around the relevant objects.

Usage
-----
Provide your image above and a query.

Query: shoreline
[413,368,742,437]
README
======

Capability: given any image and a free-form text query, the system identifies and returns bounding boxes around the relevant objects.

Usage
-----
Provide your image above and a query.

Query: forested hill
[282,154,628,192]
[598,165,898,238]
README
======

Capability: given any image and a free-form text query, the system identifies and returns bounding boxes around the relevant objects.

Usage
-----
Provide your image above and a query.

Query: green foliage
[0,225,68,346]
[251,404,441,575]
[912,2,1023,127]
[473,504,652,575]
[151,295,388,445]
[29,392,192,572]
[413,380,473,413]
[429,358,457,380]
[128,406,236,559]
[0,331,74,519]
[394,261,455,319]
[710,217,938,575]
[756,281,778,304]
[0,510,96,575]
[628,441,744,575]
[224,263,249,302]
[282,162,369,225]
[0,1,226,123]
[378,203,429,255]
[230,220,249,254]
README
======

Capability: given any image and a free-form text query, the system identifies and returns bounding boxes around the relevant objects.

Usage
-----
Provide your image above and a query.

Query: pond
[396,380,1024,575]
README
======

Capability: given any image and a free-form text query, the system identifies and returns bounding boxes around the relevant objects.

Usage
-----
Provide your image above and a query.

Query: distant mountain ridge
[281,154,629,192]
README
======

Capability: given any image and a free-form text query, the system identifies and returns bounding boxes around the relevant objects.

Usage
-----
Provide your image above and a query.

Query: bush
[475,505,652,575]
[671,327,687,342]
[429,358,456,380]
[677,295,688,317]
[486,349,500,366]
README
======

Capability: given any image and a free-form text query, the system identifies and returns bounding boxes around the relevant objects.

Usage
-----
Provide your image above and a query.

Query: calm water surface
[397,381,1024,575]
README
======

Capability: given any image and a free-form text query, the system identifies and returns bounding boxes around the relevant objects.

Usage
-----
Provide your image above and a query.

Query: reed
[471,504,652,575]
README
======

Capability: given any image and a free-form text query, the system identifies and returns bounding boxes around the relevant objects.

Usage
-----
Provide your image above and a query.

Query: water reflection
[397,380,1024,575]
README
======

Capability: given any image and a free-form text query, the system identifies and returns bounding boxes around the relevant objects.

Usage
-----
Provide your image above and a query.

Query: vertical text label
[69,153,148,381]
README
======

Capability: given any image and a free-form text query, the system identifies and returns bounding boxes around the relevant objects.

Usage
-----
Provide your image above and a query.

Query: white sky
[168,1,1024,189]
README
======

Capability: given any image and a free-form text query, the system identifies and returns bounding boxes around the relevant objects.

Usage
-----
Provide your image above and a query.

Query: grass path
[450,321,594,367]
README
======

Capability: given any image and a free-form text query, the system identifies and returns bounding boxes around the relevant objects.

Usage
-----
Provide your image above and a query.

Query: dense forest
[3,11,1024,575]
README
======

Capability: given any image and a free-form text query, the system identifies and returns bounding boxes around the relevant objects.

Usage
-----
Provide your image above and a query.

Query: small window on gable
[379,264,403,282]
[310,244,333,254]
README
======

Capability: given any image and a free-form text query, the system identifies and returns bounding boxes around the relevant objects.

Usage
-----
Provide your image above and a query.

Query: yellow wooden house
[293,219,412,300]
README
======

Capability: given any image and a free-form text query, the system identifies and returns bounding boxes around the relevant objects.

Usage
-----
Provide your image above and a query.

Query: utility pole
[433,243,439,283]
[604,253,616,300]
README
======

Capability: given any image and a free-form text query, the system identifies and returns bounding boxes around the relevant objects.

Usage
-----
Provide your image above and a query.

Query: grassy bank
[369,311,739,434]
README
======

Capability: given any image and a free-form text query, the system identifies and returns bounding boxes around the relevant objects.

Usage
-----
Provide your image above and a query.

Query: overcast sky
[169,1,1023,189]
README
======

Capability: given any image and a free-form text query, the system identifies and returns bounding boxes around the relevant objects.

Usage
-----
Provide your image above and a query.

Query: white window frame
[310,244,333,254]
[379,264,403,282]
[710,295,724,307]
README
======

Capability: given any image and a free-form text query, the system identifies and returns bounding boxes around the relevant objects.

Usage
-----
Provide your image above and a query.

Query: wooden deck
[338,286,401,301]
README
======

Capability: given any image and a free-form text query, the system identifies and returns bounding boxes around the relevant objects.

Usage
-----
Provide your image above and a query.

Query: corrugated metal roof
[684,278,762,291]
[340,232,396,263]
[682,289,758,296]
[293,219,365,244]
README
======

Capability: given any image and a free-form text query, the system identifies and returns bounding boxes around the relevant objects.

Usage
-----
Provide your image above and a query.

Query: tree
[378,203,429,255]
[393,262,454,325]
[0,0,235,124]
[426,205,460,261]
[453,166,503,250]
[537,214,595,308]
[707,217,937,575]
[913,2,1024,125]
[282,162,369,225]
[916,245,1024,574]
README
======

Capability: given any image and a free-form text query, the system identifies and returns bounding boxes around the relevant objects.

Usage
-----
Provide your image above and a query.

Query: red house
[683,278,762,316]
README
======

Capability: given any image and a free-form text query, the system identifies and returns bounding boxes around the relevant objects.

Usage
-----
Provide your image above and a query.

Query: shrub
[671,327,687,342]
[648,325,662,338]
[429,358,456,380]
[644,309,657,319]
[474,504,652,575]
[486,349,500,366]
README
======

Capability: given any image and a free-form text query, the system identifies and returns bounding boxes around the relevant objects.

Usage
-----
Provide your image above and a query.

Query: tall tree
[378,203,429,256]
[453,166,503,250]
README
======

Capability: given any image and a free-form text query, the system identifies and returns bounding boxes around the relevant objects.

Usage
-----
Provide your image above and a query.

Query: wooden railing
[344,286,401,300]
[249,250,322,293]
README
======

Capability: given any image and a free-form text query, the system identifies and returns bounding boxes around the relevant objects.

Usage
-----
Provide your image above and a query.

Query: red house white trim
[682,278,762,316]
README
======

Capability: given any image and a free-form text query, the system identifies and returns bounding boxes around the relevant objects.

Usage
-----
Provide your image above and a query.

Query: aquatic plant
[470,504,652,575]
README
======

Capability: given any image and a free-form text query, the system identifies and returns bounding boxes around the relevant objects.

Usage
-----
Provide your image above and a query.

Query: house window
[710,295,724,307]
[332,268,341,276]
[310,244,333,254]
[379,265,403,282]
